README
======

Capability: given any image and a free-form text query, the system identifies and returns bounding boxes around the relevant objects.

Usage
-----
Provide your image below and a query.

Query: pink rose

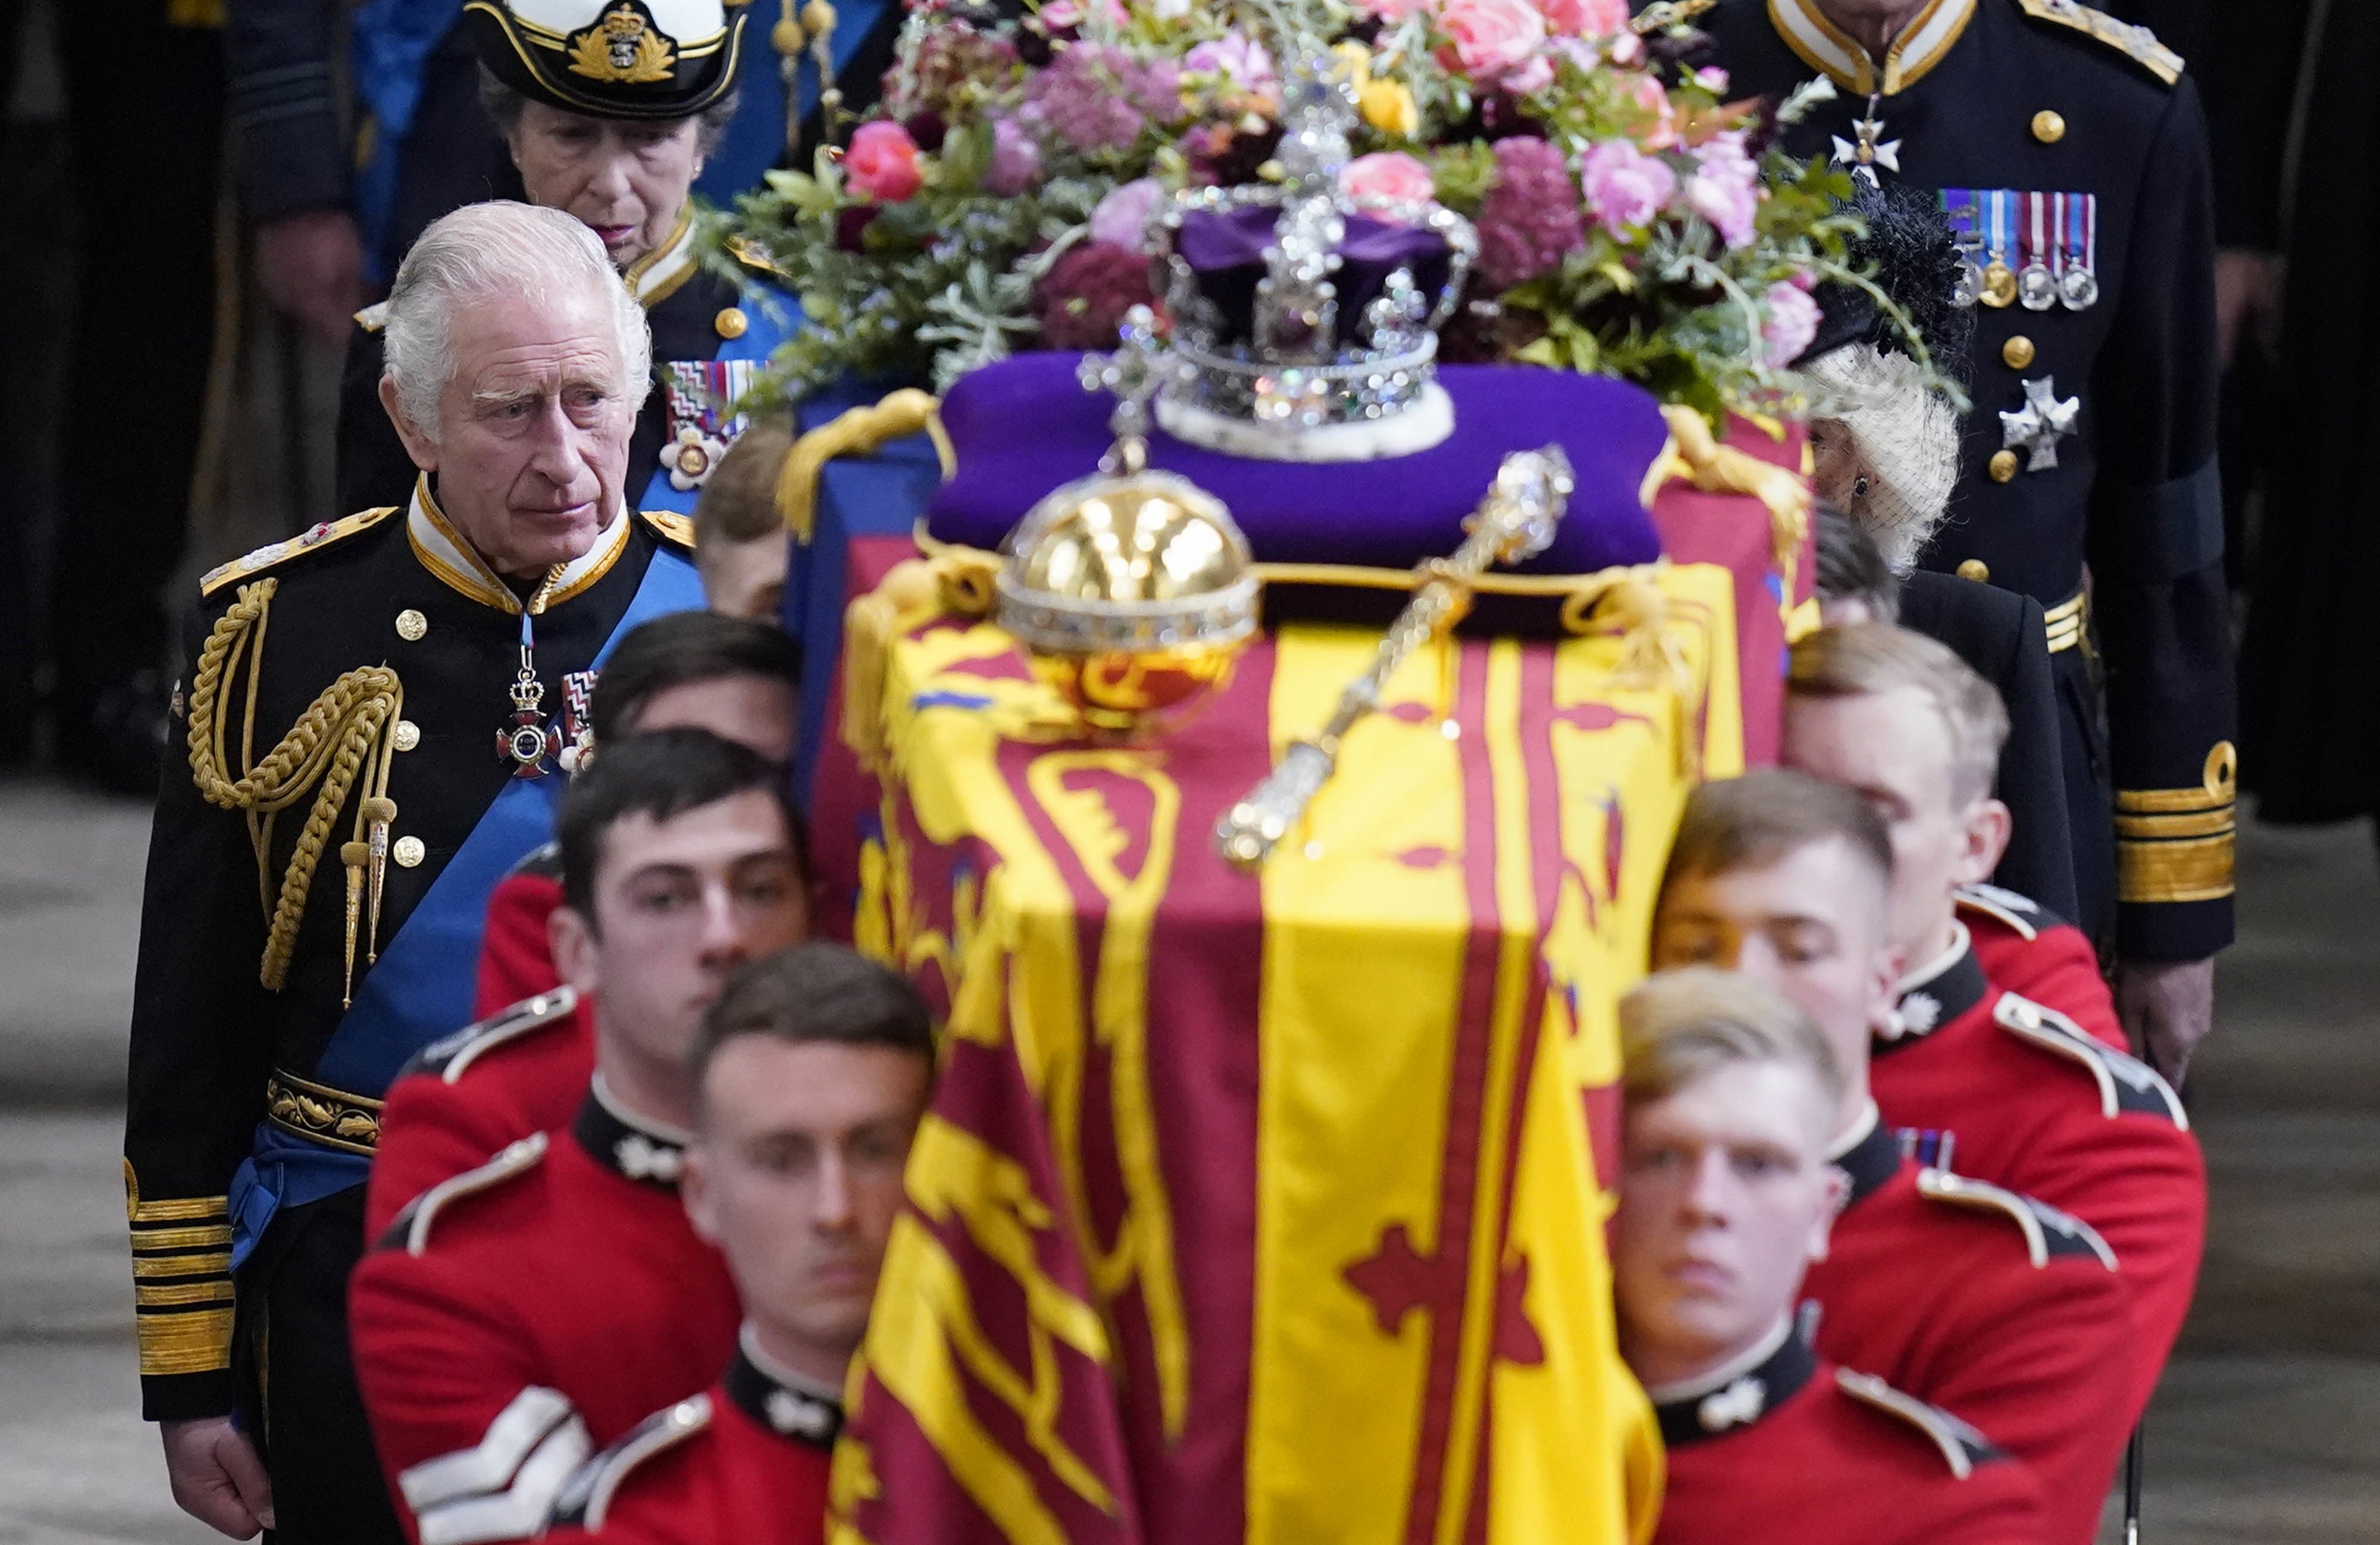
[1502,53,1554,94]
[1579,139,1676,236]
[1362,0,1436,18]
[1531,0,1629,37]
[1089,177,1169,254]
[845,121,923,202]
[1340,151,1438,207]
[1693,65,1731,92]
[1436,0,1547,85]
[1627,72,1677,147]
[1762,280,1822,367]
[1684,129,1760,248]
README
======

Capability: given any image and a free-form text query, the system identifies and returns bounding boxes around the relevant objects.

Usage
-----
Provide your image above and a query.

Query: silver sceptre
[1212,447,1576,872]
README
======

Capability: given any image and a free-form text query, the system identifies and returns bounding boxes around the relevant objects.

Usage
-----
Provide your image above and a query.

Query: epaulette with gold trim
[2015,0,2183,85]
[1915,1168,2118,1270]
[356,301,390,334]
[1992,992,2188,1128]
[550,1393,713,1530]
[201,506,400,598]
[724,232,790,282]
[1834,1369,2006,1478]
[640,509,696,550]
[383,1131,548,1256]
[401,985,580,1086]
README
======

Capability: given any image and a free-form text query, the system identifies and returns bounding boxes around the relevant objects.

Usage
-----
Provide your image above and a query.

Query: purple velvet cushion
[926,355,1668,577]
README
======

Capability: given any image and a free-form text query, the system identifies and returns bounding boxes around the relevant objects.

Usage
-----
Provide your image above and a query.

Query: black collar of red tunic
[725,1329,844,1450]
[1878,925,1987,1056]
[1830,1105,1904,1209]
[574,1076,692,1193]
[1651,1319,1819,1449]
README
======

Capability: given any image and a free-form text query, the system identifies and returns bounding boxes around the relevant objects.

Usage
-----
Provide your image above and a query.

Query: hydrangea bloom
[1761,280,1822,367]
[1476,137,1586,289]
[1579,139,1676,236]
[1684,130,1761,248]
[1020,44,1183,153]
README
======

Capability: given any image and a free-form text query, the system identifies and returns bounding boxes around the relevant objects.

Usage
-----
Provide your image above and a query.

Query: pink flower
[1579,139,1676,236]
[1762,280,1822,367]
[1361,0,1436,18]
[1531,0,1629,37]
[1340,151,1438,207]
[1609,30,1644,65]
[1684,129,1761,248]
[1089,177,1168,254]
[1502,54,1554,94]
[1039,0,1127,27]
[1627,72,1677,147]
[1436,0,1547,85]
[1693,65,1731,92]
[1021,43,1182,152]
[984,116,1042,196]
[845,121,923,203]
[1183,30,1274,92]
[1476,135,1584,289]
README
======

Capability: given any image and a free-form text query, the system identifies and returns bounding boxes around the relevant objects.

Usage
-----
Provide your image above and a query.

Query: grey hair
[381,201,653,440]
[477,67,740,155]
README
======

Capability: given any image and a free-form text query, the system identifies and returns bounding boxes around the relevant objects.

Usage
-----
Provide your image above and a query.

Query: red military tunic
[540,1333,837,1545]
[364,986,596,1239]
[474,850,567,1018]
[1875,887,2204,1423]
[1652,1324,2046,1545]
[1949,886,2125,1050]
[1803,1118,2135,1545]
[350,1084,739,1545]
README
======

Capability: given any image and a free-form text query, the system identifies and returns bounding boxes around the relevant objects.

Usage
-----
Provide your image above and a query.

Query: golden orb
[997,469,1260,739]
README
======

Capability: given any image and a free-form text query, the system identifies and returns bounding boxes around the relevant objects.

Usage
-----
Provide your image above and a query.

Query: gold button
[392,835,426,868]
[392,720,421,752]
[2032,110,2066,144]
[1988,449,2021,483]
[2002,336,2036,370]
[1957,559,1991,583]
[395,609,428,642]
[714,307,748,340]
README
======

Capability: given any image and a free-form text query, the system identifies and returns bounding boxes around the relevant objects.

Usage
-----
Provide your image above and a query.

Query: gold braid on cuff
[2115,741,2237,903]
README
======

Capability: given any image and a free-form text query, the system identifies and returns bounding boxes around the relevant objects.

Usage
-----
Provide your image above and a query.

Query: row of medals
[1955,244,2099,313]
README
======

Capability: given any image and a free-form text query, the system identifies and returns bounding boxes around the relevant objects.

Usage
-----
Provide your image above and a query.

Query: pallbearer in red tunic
[1781,624,2204,1421]
[1612,970,2045,1545]
[1652,774,2135,1543]
[368,613,809,1237]
[540,943,935,1544]
[350,733,810,1543]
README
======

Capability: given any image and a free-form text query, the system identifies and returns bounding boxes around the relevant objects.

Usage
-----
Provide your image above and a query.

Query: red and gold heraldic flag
[825,558,1748,1545]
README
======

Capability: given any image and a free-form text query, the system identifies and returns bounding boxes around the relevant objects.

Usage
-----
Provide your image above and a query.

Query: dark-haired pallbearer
[365,610,807,1240]
[541,942,934,1543]
[1615,969,2045,1545]
[350,730,809,1544]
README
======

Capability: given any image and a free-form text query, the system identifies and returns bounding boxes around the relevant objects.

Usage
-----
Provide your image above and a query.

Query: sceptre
[1213,447,1574,871]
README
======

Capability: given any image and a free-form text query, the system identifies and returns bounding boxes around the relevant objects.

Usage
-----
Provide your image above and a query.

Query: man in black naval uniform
[126,200,704,1543]
[335,0,810,525]
[1678,0,2235,1076]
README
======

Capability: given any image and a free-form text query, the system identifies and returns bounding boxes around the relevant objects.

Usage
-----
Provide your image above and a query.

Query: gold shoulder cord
[184,578,405,1005]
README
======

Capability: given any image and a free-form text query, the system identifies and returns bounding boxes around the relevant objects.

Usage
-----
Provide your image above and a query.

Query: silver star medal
[2000,377,2081,473]
[614,1133,683,1184]
[1698,1375,1768,1433]
[765,1388,837,1441]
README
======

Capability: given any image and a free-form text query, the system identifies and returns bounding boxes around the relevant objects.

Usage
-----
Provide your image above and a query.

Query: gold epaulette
[2115,740,2237,904]
[640,508,697,550]
[2016,0,2184,85]
[1834,1369,2002,1478]
[201,506,399,598]
[126,1161,236,1378]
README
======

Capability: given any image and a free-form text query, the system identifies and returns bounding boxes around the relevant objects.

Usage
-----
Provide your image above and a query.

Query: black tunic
[1690,0,2237,960]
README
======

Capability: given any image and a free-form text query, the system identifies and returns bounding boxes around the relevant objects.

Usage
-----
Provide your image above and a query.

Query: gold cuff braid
[2116,742,2237,903]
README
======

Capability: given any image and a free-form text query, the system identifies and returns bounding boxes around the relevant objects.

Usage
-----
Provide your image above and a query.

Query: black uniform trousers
[235,1188,406,1545]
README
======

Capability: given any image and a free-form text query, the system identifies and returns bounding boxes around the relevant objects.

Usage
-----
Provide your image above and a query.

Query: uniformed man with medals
[126,201,703,1544]
[335,0,809,521]
[1679,0,2237,1078]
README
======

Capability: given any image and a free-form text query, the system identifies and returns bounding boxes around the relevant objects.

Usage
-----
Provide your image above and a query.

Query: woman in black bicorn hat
[336,0,805,523]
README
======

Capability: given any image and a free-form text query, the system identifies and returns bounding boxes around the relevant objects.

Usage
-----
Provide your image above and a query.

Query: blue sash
[228,545,703,1265]
[636,281,805,516]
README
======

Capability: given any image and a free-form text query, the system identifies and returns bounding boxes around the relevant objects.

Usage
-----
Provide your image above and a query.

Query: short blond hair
[692,417,797,564]
[1620,967,1847,1119]
[1789,623,2009,805]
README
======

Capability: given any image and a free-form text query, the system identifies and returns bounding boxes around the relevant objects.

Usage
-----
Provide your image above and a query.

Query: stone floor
[0,777,2372,1542]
